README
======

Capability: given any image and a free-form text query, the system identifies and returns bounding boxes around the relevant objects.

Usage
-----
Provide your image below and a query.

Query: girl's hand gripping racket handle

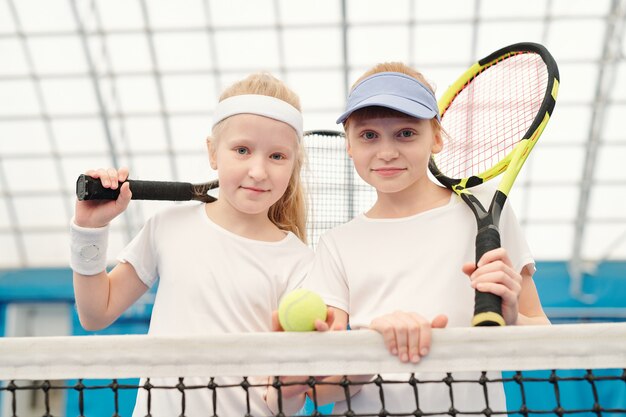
[76,174,195,201]
[472,224,506,327]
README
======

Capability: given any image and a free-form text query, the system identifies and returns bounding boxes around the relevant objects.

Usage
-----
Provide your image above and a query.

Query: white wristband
[70,219,109,276]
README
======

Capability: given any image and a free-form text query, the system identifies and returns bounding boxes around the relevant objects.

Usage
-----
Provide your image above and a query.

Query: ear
[431,131,444,154]
[345,136,353,158]
[207,137,218,170]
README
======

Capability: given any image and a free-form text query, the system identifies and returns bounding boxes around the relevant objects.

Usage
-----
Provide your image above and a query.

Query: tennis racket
[429,42,560,326]
[76,175,219,203]
[75,130,346,203]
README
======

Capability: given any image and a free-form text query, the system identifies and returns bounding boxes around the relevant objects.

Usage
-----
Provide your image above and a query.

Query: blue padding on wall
[0,268,74,303]
[535,261,626,308]
[0,304,5,337]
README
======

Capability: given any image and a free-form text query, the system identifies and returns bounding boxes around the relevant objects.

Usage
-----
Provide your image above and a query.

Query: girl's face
[346,116,442,197]
[210,114,299,216]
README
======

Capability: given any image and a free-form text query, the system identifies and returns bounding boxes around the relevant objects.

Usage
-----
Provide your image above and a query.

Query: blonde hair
[210,73,308,243]
[345,62,442,135]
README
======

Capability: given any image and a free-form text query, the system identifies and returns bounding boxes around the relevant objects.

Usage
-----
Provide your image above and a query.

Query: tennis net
[1,322,625,417]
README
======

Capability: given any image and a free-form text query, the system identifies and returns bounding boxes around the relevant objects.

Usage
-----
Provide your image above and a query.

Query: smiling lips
[241,186,267,193]
[372,167,406,177]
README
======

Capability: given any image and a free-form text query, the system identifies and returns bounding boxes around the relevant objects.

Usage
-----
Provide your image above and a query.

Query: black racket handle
[76,174,194,201]
[472,225,506,327]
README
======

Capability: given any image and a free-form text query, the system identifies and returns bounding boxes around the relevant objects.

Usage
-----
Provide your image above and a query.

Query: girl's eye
[270,153,285,161]
[363,131,377,140]
[399,130,415,138]
[235,147,249,155]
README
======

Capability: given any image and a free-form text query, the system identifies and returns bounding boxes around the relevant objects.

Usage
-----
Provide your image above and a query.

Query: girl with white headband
[70,73,316,417]
[273,63,548,415]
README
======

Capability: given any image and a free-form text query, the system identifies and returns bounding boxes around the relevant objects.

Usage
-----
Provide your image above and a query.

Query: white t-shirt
[118,203,314,417]
[304,187,534,415]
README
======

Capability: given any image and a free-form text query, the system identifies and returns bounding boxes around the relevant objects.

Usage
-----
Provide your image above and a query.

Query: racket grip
[472,226,506,327]
[76,174,194,201]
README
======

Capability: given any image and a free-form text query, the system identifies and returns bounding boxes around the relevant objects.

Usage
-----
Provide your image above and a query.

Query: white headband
[211,94,303,138]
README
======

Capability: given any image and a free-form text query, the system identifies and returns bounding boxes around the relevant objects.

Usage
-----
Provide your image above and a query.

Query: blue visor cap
[336,72,440,124]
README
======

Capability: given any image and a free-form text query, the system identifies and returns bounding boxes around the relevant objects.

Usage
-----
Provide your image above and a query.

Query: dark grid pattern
[2,370,625,417]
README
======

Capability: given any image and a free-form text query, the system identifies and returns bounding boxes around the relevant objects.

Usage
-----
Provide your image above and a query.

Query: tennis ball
[278,289,328,332]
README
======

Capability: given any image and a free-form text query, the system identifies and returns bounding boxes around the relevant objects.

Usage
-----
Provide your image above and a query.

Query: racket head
[430,42,560,194]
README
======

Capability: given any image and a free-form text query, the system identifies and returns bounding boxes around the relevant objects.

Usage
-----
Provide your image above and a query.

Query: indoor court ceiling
[0,0,625,279]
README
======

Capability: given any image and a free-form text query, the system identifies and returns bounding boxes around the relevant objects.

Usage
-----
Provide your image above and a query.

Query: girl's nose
[247,157,268,180]
[377,139,399,161]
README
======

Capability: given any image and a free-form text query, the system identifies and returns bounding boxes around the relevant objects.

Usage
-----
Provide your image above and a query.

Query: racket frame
[429,42,560,327]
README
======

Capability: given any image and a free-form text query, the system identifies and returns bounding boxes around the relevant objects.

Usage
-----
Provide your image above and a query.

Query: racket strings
[436,52,549,180]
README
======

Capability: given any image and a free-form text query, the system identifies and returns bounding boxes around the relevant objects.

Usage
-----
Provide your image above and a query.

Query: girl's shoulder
[144,202,205,229]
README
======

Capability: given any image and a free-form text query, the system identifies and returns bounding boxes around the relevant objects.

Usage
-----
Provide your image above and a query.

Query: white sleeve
[303,234,350,313]
[117,217,159,288]
[500,199,535,275]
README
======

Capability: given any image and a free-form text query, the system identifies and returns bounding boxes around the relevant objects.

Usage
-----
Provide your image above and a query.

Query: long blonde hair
[210,73,308,243]
[345,62,442,136]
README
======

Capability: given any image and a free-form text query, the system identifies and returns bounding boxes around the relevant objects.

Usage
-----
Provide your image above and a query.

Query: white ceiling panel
[554,63,599,103]
[114,76,161,113]
[414,24,474,65]
[169,116,213,152]
[279,0,341,24]
[209,0,275,27]
[0,80,40,116]
[480,0,548,18]
[0,234,20,267]
[40,78,99,115]
[595,147,626,181]
[214,30,280,70]
[551,0,611,17]
[414,0,475,20]
[121,117,169,153]
[0,0,625,271]
[347,0,411,23]
[583,223,626,260]
[22,232,70,267]
[0,198,11,228]
[13,196,68,228]
[12,0,76,33]
[0,120,50,155]
[477,22,546,54]
[604,105,626,142]
[525,224,575,260]
[283,28,343,68]
[146,0,206,30]
[53,118,108,154]
[28,36,87,74]
[154,33,213,71]
[544,105,592,144]
[162,75,216,112]
[103,34,153,73]
[96,0,144,30]
[588,186,626,218]
[0,38,29,76]
[3,158,63,192]
[348,26,411,65]
[548,19,606,61]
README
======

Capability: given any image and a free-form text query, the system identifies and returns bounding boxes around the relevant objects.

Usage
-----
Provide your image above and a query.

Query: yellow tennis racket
[429,42,560,326]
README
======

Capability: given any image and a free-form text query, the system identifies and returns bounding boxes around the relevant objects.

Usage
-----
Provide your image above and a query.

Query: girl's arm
[516,266,550,325]
[73,262,148,330]
[71,167,148,330]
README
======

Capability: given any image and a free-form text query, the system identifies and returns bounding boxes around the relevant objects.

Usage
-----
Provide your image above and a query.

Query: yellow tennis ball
[278,289,328,332]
